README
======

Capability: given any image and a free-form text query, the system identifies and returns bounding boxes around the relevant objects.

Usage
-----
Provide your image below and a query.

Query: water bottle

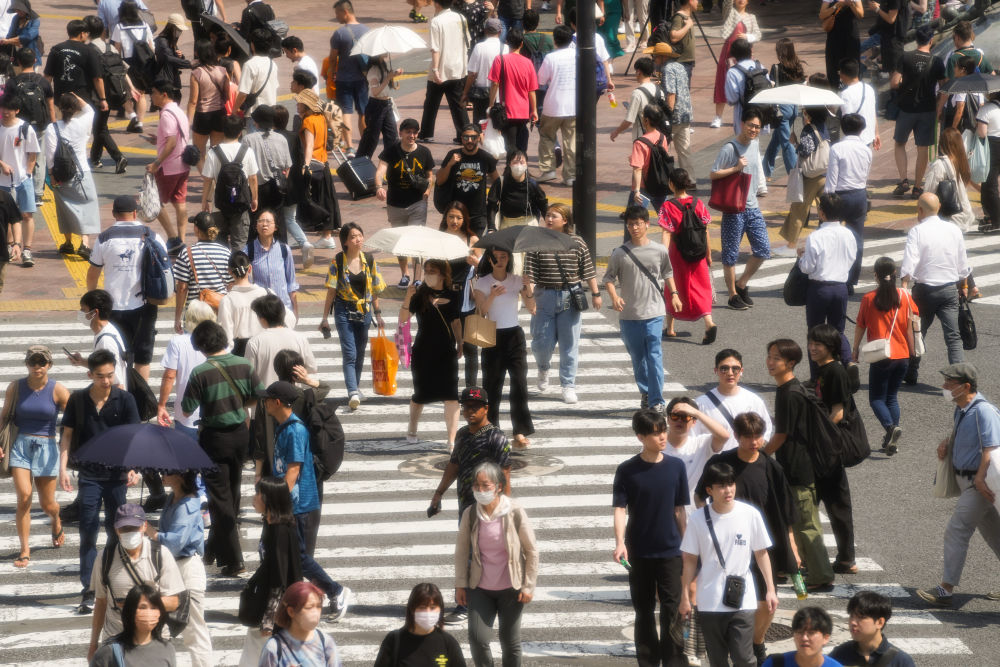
[792,570,808,600]
[608,92,617,108]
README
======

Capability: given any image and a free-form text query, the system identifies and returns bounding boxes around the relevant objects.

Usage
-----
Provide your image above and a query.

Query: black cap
[255,380,301,406]
[112,195,137,213]
[459,386,489,405]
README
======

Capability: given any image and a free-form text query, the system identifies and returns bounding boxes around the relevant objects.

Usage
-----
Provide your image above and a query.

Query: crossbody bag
[187,244,225,310]
[704,505,746,609]
[553,253,588,311]
[619,244,663,295]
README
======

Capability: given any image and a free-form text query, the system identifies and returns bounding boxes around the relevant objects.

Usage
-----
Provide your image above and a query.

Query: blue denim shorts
[336,79,370,115]
[0,177,36,213]
[9,433,59,477]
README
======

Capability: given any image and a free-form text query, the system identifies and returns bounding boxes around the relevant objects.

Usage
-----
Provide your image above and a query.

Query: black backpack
[669,198,708,263]
[638,85,672,121]
[304,395,345,481]
[213,144,253,214]
[98,45,130,109]
[790,380,870,479]
[50,123,79,185]
[14,77,48,131]
[126,26,156,89]
[637,136,673,198]
[737,61,773,121]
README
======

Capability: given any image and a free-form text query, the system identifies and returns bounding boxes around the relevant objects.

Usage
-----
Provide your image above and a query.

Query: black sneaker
[754,642,768,666]
[166,237,184,256]
[735,284,753,306]
[904,366,918,385]
[892,179,910,197]
[77,590,95,614]
[115,156,128,174]
[728,294,750,310]
[329,586,351,622]
[126,118,142,133]
[220,562,247,577]
[884,426,902,456]
[58,242,75,255]
[640,393,648,409]
[60,500,80,524]
[846,362,860,394]
[443,606,468,625]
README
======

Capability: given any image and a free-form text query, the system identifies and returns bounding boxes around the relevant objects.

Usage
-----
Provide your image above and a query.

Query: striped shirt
[246,239,299,312]
[181,353,263,429]
[523,234,596,289]
[173,242,232,303]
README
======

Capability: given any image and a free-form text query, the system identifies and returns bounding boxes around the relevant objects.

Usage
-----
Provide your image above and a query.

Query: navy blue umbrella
[71,423,217,474]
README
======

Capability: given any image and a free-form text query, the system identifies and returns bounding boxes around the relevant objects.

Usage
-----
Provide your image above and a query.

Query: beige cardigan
[455,498,539,596]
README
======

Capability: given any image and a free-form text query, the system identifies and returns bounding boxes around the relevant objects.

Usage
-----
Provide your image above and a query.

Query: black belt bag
[704,505,747,609]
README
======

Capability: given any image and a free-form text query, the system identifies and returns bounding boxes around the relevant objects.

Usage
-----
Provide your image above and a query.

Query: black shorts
[192,109,225,136]
[110,303,159,365]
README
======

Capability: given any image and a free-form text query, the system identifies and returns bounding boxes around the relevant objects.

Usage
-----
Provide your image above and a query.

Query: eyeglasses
[717,365,743,374]
[669,413,696,423]
[626,220,647,227]
[26,359,48,367]
[745,123,762,130]
[461,135,479,140]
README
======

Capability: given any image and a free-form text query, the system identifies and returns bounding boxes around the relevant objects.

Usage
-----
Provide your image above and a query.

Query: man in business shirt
[838,59,880,150]
[900,192,972,383]
[798,193,857,377]
[824,113,872,293]
[916,363,1000,608]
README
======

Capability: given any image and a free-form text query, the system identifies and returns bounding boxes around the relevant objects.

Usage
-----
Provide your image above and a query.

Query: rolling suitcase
[332,146,376,200]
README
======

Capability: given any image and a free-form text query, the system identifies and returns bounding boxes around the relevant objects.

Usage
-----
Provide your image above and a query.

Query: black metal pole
[575,1,597,258]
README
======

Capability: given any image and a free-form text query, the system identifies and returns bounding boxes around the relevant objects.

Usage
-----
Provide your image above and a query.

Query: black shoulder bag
[553,252,588,311]
[704,505,746,609]
[705,391,736,431]
[488,55,509,131]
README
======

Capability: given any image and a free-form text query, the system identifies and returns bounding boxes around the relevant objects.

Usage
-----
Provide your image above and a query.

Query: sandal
[52,526,65,548]
[513,434,531,449]
[14,555,29,568]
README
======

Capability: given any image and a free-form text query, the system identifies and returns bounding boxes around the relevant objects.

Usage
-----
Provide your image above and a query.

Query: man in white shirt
[799,193,858,375]
[86,195,168,381]
[71,289,129,388]
[901,192,971,382]
[419,0,470,143]
[824,113,872,292]
[694,348,773,451]
[461,18,507,125]
[610,56,658,143]
[536,25,576,183]
[0,95,39,267]
[201,114,259,252]
[837,58,880,150]
[235,29,279,123]
[281,35,319,94]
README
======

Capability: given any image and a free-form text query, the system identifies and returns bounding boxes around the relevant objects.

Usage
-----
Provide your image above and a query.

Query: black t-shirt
[61,387,140,479]
[44,40,101,98]
[814,361,851,412]
[496,0,526,19]
[699,450,770,510]
[378,142,435,208]
[875,0,909,41]
[773,379,815,486]
[895,50,945,113]
[442,148,498,220]
[373,628,467,667]
[612,453,689,558]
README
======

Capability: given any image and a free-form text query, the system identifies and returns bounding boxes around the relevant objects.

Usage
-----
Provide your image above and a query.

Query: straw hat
[643,42,679,58]
[295,89,323,113]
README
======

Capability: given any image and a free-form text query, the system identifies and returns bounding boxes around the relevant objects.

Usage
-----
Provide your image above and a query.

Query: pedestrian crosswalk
[0,285,979,664]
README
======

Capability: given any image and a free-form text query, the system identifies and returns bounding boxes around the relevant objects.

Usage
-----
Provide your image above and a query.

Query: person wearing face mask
[455,460,538,667]
[374,583,466,666]
[88,504,185,663]
[259,582,342,666]
[485,150,547,275]
[67,289,129,389]
[917,363,1000,608]
[89,584,176,667]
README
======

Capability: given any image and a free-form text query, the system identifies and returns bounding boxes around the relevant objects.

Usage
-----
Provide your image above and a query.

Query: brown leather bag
[822,4,842,32]
[187,245,224,311]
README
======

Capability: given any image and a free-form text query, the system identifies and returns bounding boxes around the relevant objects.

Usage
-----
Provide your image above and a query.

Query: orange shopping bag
[371,325,399,396]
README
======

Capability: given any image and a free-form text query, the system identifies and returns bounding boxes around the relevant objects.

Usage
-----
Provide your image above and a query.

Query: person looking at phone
[68,289,128,389]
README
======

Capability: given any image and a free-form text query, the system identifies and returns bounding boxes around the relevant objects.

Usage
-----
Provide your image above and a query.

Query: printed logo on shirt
[734,533,746,547]
[456,161,485,192]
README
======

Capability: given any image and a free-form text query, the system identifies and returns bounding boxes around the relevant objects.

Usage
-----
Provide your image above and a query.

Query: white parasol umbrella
[364,227,472,261]
[350,25,428,57]
[749,84,844,107]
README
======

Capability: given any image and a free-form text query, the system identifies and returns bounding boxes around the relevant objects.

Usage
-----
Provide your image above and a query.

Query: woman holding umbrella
[357,54,402,159]
[441,201,483,387]
[2,345,70,568]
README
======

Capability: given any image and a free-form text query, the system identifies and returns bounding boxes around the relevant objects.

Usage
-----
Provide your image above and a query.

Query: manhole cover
[765,622,794,642]
[399,451,565,479]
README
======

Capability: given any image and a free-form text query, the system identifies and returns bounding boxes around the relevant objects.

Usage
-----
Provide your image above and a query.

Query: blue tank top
[15,378,58,437]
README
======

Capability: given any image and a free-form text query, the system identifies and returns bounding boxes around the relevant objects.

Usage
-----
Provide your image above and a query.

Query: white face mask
[473,489,496,506]
[943,386,966,403]
[77,310,95,326]
[413,610,440,631]
[510,163,527,178]
[119,530,143,550]
[424,274,443,290]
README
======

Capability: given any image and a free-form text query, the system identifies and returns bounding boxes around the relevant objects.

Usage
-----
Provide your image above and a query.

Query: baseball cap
[485,17,502,34]
[112,195,137,213]
[256,381,301,406]
[167,13,189,30]
[460,386,489,405]
[114,503,146,529]
[940,363,977,385]
[24,345,52,365]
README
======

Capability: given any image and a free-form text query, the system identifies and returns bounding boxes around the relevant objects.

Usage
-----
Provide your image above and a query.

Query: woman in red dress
[658,168,718,344]
[711,0,761,129]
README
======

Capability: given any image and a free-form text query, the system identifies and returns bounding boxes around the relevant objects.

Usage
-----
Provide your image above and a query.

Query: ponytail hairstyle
[872,256,901,312]
[667,167,696,194]
[641,104,669,136]
[229,250,251,279]
[775,37,804,82]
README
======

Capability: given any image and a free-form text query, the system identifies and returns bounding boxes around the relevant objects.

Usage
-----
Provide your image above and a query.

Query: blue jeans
[763,105,797,178]
[295,511,343,601]
[334,301,372,396]
[868,358,908,429]
[498,16,523,43]
[283,204,307,246]
[530,287,582,388]
[620,317,665,407]
[78,475,127,590]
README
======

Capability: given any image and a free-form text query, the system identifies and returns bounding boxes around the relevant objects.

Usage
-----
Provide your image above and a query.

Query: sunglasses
[669,413,696,423]
[717,365,743,374]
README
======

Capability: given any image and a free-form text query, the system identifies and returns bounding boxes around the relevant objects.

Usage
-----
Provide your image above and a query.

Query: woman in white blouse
[44,93,99,258]
[110,0,154,133]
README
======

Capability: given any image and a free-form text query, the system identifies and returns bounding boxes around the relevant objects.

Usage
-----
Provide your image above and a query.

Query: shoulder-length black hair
[405,582,446,632]
[115,583,167,648]
[256,476,296,525]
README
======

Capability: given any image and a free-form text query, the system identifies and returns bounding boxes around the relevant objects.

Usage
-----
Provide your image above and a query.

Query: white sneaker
[710,116,723,128]
[563,177,575,187]
[537,170,557,183]
[618,23,626,34]
[314,237,337,249]
[562,387,579,404]
[301,242,315,270]
[537,370,550,392]
[286,238,302,249]
[541,0,551,9]
[348,393,361,410]
[773,244,798,257]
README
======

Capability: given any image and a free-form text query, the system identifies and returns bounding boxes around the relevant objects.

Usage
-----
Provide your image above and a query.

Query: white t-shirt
[111,23,153,59]
[161,333,206,428]
[202,141,260,180]
[838,81,878,145]
[88,221,168,311]
[976,100,1000,137]
[681,500,772,612]
[44,105,95,175]
[664,433,716,510]
[93,321,129,388]
[694,387,773,451]
[474,273,522,329]
[0,119,40,185]
[293,54,320,94]
[468,38,508,88]
[626,82,658,141]
[238,55,280,112]
[537,47,577,117]
[429,9,469,81]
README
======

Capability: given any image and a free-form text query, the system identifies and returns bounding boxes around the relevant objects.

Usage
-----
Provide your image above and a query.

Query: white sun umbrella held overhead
[364,226,472,261]
[350,25,428,57]
[749,84,845,107]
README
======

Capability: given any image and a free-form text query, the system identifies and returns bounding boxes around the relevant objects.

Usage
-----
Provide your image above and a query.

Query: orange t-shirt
[856,289,920,360]
[300,113,328,164]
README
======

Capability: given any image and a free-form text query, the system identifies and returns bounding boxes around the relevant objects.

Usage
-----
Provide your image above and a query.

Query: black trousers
[815,466,856,564]
[629,555,688,667]
[357,97,399,159]
[459,310,479,386]
[982,136,1000,226]
[482,326,534,437]
[501,119,530,157]
[90,106,122,163]
[200,423,248,569]
[420,79,468,141]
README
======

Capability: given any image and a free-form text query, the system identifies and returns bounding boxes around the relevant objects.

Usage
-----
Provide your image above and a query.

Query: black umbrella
[200,14,251,61]
[473,225,576,254]
[71,424,217,474]
[941,73,1000,95]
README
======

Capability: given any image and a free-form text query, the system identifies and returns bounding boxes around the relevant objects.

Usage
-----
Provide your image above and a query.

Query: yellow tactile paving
[36,186,101,291]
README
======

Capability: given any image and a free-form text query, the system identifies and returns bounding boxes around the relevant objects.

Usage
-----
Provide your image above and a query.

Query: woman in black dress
[441,201,482,387]
[819,0,863,85]
[400,259,463,450]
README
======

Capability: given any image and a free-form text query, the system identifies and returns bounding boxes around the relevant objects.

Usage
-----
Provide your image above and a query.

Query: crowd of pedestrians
[0,0,999,665]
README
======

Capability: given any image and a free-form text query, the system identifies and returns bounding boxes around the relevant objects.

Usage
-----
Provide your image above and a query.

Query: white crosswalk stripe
[0,292,977,664]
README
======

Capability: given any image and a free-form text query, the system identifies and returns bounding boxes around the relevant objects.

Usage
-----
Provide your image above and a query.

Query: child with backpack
[629,105,673,218]
[658,168,718,345]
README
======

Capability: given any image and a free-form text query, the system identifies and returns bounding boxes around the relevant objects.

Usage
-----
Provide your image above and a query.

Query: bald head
[917,192,940,220]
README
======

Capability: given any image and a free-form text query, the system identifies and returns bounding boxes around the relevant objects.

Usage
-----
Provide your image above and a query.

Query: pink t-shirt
[488,53,538,121]
[157,102,189,176]
[477,516,513,590]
